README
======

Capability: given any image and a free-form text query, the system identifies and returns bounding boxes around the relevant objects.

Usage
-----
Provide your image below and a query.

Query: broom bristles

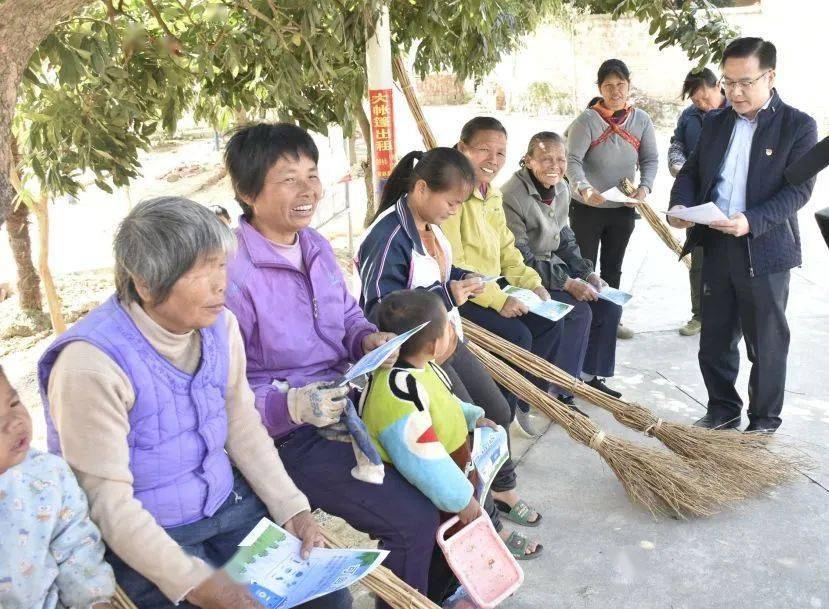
[466,342,737,518]
[321,526,441,609]
[463,320,809,497]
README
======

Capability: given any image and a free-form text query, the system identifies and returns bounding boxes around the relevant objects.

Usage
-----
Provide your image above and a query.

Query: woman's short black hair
[721,37,776,70]
[375,290,448,359]
[681,67,719,99]
[459,116,507,145]
[224,122,319,220]
[521,131,565,167]
[597,59,631,85]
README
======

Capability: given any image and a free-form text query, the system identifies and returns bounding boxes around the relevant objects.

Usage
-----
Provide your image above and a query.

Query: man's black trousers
[699,232,790,430]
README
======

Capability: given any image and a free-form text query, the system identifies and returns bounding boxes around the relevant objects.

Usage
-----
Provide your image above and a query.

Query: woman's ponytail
[375,150,424,222]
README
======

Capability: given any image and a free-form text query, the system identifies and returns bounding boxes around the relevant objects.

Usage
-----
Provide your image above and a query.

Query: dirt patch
[0,268,114,352]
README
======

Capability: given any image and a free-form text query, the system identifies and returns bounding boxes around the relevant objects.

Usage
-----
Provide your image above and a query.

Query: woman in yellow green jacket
[442,116,577,456]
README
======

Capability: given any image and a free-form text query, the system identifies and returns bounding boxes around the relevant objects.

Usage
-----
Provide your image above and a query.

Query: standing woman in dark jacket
[356,147,543,558]
[566,59,659,339]
[503,132,623,399]
[668,68,726,337]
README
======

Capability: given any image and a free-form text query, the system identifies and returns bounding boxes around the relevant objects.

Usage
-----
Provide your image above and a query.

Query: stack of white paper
[664,203,729,225]
[600,187,640,205]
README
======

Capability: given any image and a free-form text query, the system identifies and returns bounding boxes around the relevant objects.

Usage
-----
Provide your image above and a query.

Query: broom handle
[637,200,693,269]
[321,527,441,609]
[462,319,629,414]
[113,586,139,609]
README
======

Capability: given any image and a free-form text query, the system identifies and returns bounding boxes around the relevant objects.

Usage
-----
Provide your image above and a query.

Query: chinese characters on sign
[368,89,396,188]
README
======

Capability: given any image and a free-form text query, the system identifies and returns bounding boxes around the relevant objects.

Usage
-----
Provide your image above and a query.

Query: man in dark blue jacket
[669,37,817,433]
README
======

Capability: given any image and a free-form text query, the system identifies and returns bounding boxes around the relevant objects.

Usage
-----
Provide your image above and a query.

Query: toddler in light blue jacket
[0,365,114,609]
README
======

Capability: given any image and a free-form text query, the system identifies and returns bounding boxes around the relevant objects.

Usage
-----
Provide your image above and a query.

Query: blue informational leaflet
[595,285,633,307]
[575,279,633,307]
[337,321,429,386]
[226,519,388,608]
[471,425,509,498]
[501,286,573,322]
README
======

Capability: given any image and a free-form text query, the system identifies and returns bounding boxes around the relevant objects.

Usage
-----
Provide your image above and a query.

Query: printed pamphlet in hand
[471,425,509,499]
[576,279,633,307]
[663,202,729,225]
[600,187,640,205]
[337,322,429,386]
[501,286,573,322]
[225,518,388,609]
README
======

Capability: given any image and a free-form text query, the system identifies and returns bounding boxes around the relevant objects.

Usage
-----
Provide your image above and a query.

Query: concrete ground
[498,182,829,608]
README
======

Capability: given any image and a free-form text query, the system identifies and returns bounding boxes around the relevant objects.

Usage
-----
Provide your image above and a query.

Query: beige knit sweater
[47,301,310,602]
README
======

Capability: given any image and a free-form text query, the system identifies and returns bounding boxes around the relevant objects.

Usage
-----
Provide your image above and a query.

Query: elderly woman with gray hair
[38,197,351,609]
[502,132,623,400]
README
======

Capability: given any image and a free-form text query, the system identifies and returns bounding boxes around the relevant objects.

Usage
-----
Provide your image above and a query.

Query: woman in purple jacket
[224,123,440,609]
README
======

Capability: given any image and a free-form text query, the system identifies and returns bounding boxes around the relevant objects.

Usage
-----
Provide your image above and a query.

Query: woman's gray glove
[287,381,349,427]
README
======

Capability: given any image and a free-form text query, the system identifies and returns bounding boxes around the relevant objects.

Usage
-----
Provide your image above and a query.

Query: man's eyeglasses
[719,70,772,91]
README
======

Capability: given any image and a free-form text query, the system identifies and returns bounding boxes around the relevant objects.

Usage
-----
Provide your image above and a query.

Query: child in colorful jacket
[360,290,511,602]
[0,364,115,609]
[359,290,492,521]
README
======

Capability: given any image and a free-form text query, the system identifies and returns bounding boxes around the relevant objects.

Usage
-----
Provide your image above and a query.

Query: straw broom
[321,527,441,609]
[465,341,736,518]
[463,319,806,497]
[618,177,692,269]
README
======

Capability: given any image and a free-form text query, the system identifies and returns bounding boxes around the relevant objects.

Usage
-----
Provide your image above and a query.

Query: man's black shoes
[693,414,741,430]
[557,395,590,418]
[586,377,622,399]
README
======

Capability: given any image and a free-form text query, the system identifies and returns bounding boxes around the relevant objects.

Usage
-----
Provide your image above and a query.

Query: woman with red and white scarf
[566,59,659,339]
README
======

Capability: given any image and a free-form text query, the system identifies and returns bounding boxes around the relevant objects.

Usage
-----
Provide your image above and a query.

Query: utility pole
[364,4,396,200]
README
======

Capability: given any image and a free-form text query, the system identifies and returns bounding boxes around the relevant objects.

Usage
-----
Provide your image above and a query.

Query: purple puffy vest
[38,295,234,528]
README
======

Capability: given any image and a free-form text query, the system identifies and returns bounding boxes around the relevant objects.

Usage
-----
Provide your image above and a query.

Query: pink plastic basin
[436,514,524,608]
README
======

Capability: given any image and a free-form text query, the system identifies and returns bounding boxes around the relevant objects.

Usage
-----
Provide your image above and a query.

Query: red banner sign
[368,88,396,181]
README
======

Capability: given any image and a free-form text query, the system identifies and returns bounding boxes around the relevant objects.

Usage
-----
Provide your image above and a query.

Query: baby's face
[0,375,32,474]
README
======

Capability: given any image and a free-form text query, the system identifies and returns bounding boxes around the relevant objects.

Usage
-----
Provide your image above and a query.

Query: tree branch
[102,0,116,22]
[172,0,196,26]
[144,0,175,38]
[238,0,281,32]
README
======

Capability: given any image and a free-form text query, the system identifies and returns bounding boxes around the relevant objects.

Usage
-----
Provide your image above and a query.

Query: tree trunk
[0,0,95,227]
[5,202,42,313]
[6,136,44,314]
[354,99,376,228]
[31,192,66,333]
